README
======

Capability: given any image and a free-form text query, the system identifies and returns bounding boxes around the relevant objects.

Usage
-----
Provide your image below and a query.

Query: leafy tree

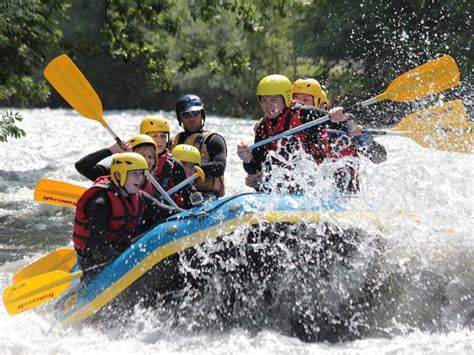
[0,111,26,142]
[0,0,66,141]
[0,0,66,105]
[293,0,471,100]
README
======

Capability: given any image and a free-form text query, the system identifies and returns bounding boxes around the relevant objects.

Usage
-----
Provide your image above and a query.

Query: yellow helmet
[293,78,328,108]
[139,116,171,134]
[171,144,201,164]
[257,74,293,108]
[110,152,148,187]
[127,134,157,150]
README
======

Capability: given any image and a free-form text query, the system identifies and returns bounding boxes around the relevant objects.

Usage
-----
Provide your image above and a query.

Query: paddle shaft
[249,55,460,151]
[248,99,379,150]
[101,123,181,210]
[327,128,405,138]
[166,174,199,196]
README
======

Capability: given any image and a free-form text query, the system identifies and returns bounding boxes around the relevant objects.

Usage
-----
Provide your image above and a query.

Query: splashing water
[0,108,473,353]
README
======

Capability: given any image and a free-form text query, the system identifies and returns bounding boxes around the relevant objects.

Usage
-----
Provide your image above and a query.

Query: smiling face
[147,131,168,154]
[121,170,145,194]
[181,110,203,133]
[132,145,156,171]
[258,95,286,119]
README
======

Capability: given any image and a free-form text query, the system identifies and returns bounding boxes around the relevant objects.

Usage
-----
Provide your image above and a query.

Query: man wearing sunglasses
[170,94,227,199]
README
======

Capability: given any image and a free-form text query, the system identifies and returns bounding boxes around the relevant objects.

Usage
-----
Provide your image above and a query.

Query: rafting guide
[171,94,227,199]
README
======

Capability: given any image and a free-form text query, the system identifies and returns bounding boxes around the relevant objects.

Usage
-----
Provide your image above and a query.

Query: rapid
[0,108,472,354]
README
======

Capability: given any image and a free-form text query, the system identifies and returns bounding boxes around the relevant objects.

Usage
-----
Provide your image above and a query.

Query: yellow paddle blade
[44,54,106,127]
[376,55,460,103]
[13,248,77,284]
[3,271,82,315]
[394,100,473,153]
[34,178,87,208]
[194,166,206,182]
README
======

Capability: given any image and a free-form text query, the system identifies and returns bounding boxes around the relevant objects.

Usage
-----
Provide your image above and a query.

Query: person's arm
[201,134,227,178]
[139,192,174,233]
[75,148,112,181]
[242,126,267,175]
[75,141,130,181]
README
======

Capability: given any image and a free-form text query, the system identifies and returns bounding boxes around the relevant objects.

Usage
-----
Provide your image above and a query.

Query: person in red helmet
[171,94,227,200]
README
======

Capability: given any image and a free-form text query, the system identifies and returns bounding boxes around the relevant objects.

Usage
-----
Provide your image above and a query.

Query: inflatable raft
[54,192,380,325]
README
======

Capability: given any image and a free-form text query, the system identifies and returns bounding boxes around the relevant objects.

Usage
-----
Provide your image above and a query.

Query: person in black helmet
[170,94,227,199]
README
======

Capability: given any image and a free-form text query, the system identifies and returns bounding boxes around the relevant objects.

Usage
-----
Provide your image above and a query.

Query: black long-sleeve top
[175,130,227,178]
[75,148,112,181]
[77,189,171,273]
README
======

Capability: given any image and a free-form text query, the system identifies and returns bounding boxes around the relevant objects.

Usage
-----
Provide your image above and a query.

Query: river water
[0,108,472,354]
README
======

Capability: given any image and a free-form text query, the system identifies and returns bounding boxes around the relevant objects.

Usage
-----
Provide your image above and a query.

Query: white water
[0,108,473,354]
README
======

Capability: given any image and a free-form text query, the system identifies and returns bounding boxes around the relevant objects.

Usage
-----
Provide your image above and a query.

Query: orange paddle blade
[34,178,86,208]
[13,248,77,283]
[44,54,106,126]
[377,55,460,103]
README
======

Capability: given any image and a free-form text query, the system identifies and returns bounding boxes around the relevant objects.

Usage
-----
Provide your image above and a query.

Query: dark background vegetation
[0,0,471,136]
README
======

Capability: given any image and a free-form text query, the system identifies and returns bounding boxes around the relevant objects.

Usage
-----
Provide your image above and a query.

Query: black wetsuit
[174,130,227,180]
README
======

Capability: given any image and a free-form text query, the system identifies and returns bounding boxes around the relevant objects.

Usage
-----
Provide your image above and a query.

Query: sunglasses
[181,111,201,120]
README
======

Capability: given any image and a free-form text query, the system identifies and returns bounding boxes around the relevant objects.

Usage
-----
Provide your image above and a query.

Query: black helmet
[175,94,206,125]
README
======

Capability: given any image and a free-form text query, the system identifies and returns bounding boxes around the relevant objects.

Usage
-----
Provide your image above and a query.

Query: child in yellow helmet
[73,152,171,277]
[170,144,204,204]
[139,116,195,209]
[171,144,202,178]
[75,134,161,195]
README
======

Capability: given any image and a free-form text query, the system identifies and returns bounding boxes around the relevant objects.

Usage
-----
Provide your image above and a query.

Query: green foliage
[0,0,66,104]
[0,111,26,142]
[293,0,472,98]
[0,0,470,120]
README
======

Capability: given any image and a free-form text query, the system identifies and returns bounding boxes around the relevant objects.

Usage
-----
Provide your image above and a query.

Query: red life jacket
[152,150,189,207]
[140,179,154,195]
[72,176,145,251]
[153,150,175,191]
[256,101,309,154]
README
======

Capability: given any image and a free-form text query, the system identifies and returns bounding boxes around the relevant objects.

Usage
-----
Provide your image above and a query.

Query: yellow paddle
[329,100,472,153]
[34,178,87,208]
[12,248,77,284]
[44,54,180,210]
[359,55,460,106]
[392,99,472,153]
[250,55,461,150]
[4,270,82,315]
